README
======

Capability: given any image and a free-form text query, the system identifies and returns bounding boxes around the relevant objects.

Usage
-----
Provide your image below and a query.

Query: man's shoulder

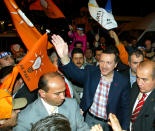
[19,98,40,116]
[118,67,130,78]
[60,98,79,113]
[114,70,128,79]
[114,71,130,84]
[64,98,77,105]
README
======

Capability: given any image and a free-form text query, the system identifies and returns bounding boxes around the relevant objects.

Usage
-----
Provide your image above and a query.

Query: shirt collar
[41,98,58,115]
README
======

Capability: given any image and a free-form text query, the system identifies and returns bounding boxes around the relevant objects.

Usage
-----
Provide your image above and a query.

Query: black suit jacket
[14,84,38,106]
[130,83,155,131]
[119,67,132,86]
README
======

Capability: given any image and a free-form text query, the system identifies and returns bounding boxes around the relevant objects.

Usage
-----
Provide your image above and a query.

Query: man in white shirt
[13,71,89,131]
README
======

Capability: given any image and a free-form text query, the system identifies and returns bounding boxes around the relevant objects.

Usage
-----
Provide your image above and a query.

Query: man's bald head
[136,60,155,93]
[138,60,155,80]
[38,72,64,92]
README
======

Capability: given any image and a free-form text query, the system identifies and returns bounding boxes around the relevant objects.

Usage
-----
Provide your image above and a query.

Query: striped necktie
[131,93,147,123]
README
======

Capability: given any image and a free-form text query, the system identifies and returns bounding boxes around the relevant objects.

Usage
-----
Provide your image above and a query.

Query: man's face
[72,53,84,68]
[85,49,93,59]
[0,55,15,68]
[99,53,117,77]
[50,55,58,69]
[145,40,151,50]
[129,54,143,75]
[95,50,103,62]
[0,110,20,128]
[77,30,84,35]
[136,65,155,93]
[40,76,66,106]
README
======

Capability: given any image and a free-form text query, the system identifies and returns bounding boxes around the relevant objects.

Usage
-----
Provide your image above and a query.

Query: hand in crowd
[90,113,123,131]
[80,109,84,115]
[51,34,68,58]
[68,24,73,31]
[109,30,120,45]
[108,113,123,131]
[90,124,103,131]
[51,34,70,65]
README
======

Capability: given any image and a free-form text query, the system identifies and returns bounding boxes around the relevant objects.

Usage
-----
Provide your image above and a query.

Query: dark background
[0,0,155,20]
[0,0,155,51]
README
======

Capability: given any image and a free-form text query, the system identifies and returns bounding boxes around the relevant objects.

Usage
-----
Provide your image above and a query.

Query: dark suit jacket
[130,83,155,131]
[119,67,133,87]
[119,67,130,79]
[60,61,130,130]
[14,84,38,105]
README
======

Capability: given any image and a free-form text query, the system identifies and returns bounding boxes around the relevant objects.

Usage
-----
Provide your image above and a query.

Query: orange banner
[17,33,57,91]
[41,0,65,19]
[3,0,53,50]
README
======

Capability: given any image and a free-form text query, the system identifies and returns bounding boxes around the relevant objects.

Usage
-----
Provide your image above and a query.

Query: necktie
[131,93,147,123]
[51,106,56,113]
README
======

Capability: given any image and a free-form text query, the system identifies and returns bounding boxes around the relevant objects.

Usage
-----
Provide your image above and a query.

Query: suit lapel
[91,67,101,94]
[107,71,119,107]
[58,99,69,117]
[35,98,49,117]
[136,90,155,119]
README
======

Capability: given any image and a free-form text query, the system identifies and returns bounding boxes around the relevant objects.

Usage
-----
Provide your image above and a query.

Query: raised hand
[68,24,73,31]
[51,34,69,59]
[109,30,120,45]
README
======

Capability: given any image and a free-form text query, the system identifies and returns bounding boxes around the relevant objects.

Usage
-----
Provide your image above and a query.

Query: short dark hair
[71,48,84,58]
[102,45,119,63]
[31,113,71,131]
[128,49,144,62]
[38,72,62,92]
[94,47,103,56]
[74,41,83,47]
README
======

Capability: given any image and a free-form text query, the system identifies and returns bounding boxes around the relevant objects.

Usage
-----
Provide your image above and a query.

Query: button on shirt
[41,98,58,115]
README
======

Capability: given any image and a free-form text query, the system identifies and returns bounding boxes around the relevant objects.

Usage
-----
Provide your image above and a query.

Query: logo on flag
[2,0,57,92]
[18,33,57,91]
[88,0,117,30]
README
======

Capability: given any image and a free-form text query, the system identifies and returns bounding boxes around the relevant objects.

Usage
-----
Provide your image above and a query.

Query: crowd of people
[0,7,155,131]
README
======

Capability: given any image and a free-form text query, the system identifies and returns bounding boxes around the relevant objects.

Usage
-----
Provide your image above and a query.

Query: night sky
[1,0,155,18]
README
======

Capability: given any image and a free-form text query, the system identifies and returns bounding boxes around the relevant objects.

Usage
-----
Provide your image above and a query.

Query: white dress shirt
[41,98,58,115]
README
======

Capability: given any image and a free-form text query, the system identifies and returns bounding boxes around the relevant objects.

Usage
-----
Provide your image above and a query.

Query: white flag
[88,0,117,30]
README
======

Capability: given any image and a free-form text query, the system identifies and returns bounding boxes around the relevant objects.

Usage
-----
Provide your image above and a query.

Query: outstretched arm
[109,30,129,65]
[51,34,70,65]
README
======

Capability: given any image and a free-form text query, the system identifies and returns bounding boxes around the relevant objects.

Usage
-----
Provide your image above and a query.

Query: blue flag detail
[105,0,112,13]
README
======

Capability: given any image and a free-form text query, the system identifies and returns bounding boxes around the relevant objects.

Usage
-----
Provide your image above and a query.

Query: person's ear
[39,89,46,98]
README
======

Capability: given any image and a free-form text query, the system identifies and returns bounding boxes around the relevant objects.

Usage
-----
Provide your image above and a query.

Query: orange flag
[17,33,57,91]
[0,34,57,92]
[3,0,53,50]
[29,0,44,11]
[0,66,19,93]
[40,0,65,19]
